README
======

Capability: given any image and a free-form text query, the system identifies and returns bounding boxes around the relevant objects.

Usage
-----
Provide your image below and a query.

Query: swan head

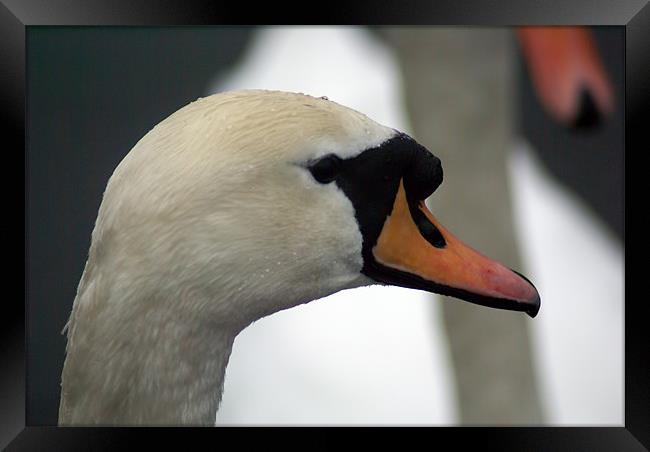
[94,89,540,331]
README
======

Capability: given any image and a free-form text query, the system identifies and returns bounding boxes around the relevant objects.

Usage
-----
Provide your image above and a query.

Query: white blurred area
[207,26,623,425]
[510,142,623,425]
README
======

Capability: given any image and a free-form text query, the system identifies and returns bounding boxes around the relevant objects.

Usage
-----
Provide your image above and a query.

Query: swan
[58,90,540,426]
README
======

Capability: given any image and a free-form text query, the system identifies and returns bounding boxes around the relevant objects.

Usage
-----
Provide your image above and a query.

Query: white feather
[59,90,397,425]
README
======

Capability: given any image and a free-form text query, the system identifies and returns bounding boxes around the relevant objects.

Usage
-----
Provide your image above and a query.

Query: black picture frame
[6,0,646,449]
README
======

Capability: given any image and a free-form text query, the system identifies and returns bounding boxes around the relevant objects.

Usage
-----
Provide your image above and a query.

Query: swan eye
[308,154,342,184]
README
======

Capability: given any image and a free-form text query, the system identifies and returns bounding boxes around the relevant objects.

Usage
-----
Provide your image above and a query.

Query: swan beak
[369,181,541,318]
[516,26,614,129]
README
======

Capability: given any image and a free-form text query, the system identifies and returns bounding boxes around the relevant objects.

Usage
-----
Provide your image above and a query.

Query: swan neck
[59,289,238,426]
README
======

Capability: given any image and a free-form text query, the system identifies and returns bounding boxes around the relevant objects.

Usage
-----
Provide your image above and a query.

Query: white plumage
[59,90,398,425]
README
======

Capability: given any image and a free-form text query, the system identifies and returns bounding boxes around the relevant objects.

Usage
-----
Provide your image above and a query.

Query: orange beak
[369,181,540,317]
[516,26,614,128]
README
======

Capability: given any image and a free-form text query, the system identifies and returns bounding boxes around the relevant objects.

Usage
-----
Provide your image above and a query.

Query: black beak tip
[511,269,541,318]
[525,292,541,318]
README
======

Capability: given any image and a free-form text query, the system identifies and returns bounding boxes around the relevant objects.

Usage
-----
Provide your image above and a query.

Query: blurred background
[27,26,623,425]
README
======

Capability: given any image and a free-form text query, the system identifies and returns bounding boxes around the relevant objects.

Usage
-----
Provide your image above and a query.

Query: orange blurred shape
[517,27,614,127]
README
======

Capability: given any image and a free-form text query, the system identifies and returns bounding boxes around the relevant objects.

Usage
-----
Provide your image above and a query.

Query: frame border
[6,0,646,449]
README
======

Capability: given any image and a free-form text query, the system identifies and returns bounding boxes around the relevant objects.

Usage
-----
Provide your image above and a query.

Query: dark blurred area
[27,27,253,425]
